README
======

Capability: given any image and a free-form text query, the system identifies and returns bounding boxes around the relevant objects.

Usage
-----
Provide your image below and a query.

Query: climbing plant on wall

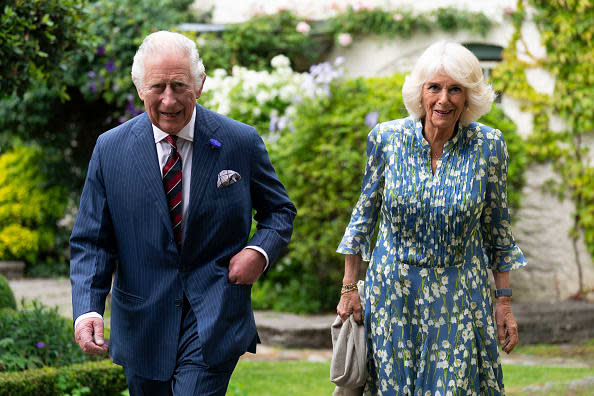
[193,7,494,73]
[491,0,594,296]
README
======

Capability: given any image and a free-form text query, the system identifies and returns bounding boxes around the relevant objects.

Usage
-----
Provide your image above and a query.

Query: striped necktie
[162,135,183,249]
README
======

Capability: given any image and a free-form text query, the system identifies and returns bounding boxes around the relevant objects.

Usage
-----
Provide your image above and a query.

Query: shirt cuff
[244,246,269,271]
[74,312,103,330]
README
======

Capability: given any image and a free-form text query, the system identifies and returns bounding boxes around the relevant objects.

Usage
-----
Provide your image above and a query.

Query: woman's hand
[337,291,363,325]
[495,296,518,354]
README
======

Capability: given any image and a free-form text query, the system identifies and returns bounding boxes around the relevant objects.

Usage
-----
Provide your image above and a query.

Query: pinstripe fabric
[70,104,297,381]
[124,297,237,396]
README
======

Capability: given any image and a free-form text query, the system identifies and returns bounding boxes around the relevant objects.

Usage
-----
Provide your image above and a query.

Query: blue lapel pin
[209,138,222,149]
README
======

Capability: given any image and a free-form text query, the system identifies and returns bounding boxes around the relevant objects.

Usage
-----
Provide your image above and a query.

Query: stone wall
[512,164,594,301]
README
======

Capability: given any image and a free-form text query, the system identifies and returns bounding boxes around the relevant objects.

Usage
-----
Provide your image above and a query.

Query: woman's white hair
[402,41,495,126]
[131,31,205,93]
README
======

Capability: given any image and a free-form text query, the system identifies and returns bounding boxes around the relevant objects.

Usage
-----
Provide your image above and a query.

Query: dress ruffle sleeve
[480,129,527,272]
[337,124,386,261]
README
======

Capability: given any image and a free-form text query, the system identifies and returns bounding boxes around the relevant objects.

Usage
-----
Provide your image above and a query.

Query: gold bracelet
[341,283,358,295]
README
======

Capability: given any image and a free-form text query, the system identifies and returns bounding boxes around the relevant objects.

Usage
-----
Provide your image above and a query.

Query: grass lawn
[226,361,594,396]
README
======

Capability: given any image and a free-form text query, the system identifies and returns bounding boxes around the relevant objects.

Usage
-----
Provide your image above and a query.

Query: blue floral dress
[337,117,527,396]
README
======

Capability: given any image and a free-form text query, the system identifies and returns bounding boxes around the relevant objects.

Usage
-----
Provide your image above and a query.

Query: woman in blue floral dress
[336,41,527,396]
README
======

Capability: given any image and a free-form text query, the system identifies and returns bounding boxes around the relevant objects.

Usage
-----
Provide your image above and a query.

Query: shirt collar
[153,106,196,144]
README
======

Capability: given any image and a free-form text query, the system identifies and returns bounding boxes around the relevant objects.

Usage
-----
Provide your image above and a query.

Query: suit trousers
[124,295,239,396]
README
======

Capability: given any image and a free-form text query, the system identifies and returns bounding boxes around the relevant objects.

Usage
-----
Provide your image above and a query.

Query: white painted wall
[194,0,516,24]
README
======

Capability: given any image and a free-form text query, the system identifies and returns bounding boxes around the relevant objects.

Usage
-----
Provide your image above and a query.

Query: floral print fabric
[337,117,527,396]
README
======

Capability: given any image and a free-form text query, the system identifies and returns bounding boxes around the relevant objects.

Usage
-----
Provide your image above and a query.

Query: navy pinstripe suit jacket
[70,104,296,380]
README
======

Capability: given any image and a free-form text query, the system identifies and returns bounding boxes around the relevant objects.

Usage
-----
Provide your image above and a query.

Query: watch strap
[494,288,512,298]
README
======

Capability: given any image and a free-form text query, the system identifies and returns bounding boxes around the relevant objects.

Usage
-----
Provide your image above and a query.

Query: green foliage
[198,11,331,73]
[196,7,493,74]
[0,301,96,372]
[0,146,68,267]
[252,75,524,313]
[0,359,126,396]
[0,0,195,194]
[491,0,594,291]
[0,0,92,96]
[0,275,16,310]
[329,6,493,38]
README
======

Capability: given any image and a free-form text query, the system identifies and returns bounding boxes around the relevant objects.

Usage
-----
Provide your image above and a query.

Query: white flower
[337,33,353,46]
[296,21,311,34]
[393,13,404,22]
[271,54,290,69]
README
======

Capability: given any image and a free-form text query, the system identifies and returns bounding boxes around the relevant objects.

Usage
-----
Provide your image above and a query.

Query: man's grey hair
[402,41,495,126]
[131,31,205,93]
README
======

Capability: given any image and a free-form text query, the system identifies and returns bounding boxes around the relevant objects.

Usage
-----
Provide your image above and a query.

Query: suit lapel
[186,105,221,235]
[129,113,174,239]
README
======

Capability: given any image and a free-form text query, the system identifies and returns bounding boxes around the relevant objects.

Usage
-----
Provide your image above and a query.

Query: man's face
[137,51,204,134]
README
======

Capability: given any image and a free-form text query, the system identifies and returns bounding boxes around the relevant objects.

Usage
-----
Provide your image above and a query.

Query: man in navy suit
[70,31,296,395]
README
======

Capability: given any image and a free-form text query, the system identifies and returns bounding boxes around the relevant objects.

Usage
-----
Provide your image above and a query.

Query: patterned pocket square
[217,170,241,188]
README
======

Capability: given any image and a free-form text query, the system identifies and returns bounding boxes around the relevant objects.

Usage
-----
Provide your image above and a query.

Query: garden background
[0,0,593,394]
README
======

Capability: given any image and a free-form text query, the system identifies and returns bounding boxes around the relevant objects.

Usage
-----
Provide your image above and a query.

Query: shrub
[0,0,195,195]
[201,56,343,139]
[252,74,525,313]
[0,359,126,396]
[0,275,16,310]
[0,145,68,270]
[0,0,91,96]
[0,301,94,372]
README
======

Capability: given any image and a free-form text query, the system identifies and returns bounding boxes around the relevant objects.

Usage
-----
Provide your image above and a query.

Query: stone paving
[7,278,594,367]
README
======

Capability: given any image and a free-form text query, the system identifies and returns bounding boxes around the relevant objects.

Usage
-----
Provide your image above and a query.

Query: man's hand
[75,317,109,355]
[495,296,518,354]
[228,249,266,284]
[337,291,363,325]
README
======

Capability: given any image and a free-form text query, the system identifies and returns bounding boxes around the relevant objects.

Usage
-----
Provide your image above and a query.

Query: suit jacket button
[175,299,182,307]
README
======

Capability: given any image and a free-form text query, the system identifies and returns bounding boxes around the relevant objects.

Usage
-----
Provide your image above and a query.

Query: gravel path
[9,278,72,319]
[7,278,594,366]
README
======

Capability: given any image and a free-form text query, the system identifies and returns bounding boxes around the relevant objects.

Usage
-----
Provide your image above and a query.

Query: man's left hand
[228,249,266,284]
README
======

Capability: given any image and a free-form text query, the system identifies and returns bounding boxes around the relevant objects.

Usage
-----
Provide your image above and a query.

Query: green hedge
[252,74,526,313]
[0,360,126,396]
[0,275,16,310]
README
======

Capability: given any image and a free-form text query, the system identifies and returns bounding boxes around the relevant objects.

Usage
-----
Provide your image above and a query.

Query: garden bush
[201,55,343,140]
[0,301,94,372]
[252,74,526,313]
[0,0,91,96]
[0,0,195,194]
[0,275,16,310]
[0,145,68,273]
[0,359,126,396]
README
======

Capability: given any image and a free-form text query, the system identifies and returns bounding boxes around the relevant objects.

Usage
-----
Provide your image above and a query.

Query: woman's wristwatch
[494,288,512,298]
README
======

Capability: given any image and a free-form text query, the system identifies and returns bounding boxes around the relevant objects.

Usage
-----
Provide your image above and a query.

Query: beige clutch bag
[330,280,366,395]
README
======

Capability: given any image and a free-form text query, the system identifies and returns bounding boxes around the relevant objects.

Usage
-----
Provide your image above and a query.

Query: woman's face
[421,72,467,131]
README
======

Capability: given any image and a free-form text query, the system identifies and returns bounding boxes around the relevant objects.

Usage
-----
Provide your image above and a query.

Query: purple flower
[36,342,45,348]
[89,82,97,93]
[126,94,135,102]
[96,46,105,56]
[365,111,379,128]
[112,84,120,92]
[118,116,127,124]
[88,71,96,79]
[105,60,116,73]
[269,113,279,132]
[209,138,222,149]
